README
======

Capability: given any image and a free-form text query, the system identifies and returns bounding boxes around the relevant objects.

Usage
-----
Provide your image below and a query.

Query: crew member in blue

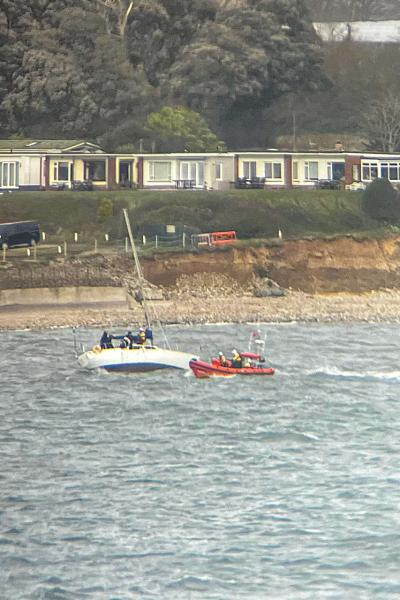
[124,331,135,349]
[145,326,153,345]
[111,330,134,348]
[100,331,113,349]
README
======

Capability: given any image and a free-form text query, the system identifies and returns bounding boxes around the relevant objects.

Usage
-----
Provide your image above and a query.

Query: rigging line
[122,209,171,349]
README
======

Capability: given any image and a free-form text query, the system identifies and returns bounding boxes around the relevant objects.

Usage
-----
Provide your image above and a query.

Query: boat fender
[92,345,102,353]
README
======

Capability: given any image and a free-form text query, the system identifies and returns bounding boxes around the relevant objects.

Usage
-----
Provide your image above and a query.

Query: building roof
[0,139,103,153]
[275,133,368,153]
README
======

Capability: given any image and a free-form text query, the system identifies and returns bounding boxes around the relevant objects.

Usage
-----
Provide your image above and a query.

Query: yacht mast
[123,208,151,328]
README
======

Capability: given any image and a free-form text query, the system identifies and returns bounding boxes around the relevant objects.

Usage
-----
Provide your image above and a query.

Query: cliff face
[142,235,400,294]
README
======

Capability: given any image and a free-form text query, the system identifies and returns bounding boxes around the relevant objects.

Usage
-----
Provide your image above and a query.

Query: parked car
[0,221,40,250]
[316,179,341,190]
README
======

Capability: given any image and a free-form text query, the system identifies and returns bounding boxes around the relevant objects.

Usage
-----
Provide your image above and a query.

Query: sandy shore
[1,289,400,330]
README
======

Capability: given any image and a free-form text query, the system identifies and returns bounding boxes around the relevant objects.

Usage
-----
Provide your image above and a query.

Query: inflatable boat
[189,352,275,379]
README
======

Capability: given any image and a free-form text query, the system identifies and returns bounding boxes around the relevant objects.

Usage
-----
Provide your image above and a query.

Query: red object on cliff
[192,231,237,248]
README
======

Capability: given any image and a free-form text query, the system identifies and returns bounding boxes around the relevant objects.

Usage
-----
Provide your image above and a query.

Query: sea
[1,322,400,599]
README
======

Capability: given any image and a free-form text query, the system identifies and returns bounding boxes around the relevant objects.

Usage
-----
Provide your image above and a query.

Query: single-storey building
[2,138,400,192]
[138,152,236,190]
[0,140,138,191]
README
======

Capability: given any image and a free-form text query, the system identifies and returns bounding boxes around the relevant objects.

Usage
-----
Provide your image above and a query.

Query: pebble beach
[2,289,400,331]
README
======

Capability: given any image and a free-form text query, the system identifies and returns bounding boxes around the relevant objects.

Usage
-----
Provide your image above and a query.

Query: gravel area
[1,289,400,331]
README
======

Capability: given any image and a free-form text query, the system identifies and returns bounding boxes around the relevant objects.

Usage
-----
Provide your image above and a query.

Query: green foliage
[0,0,326,148]
[0,189,385,241]
[362,178,400,223]
[97,198,114,222]
[146,106,223,152]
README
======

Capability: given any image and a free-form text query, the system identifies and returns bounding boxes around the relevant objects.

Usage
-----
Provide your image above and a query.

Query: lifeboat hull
[189,359,275,379]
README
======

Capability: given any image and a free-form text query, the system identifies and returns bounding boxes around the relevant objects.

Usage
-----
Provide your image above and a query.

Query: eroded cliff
[142,235,400,293]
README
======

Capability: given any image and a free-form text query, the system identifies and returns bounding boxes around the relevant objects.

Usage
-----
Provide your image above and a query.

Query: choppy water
[1,323,400,599]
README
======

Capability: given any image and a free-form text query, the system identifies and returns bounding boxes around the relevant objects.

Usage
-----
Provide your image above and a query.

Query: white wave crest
[308,366,400,382]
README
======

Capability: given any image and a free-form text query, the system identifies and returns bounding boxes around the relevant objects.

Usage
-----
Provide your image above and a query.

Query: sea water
[1,323,400,599]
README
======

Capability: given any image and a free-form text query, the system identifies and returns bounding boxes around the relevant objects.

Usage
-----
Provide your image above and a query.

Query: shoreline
[1,289,400,331]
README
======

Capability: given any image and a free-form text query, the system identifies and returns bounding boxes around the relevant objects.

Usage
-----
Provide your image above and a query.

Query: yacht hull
[78,346,197,372]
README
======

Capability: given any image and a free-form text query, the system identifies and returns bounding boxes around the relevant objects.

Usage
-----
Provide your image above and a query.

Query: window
[389,163,400,181]
[352,164,360,182]
[328,161,345,181]
[0,162,19,188]
[264,162,282,179]
[381,163,389,179]
[243,161,257,178]
[292,161,298,180]
[378,162,400,181]
[180,161,204,186]
[215,163,223,180]
[85,160,106,181]
[149,161,171,181]
[54,161,70,181]
[305,161,318,180]
[362,162,378,181]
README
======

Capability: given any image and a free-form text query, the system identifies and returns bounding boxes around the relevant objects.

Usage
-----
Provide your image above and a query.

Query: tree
[305,0,400,21]
[146,106,223,152]
[97,0,135,36]
[0,1,150,140]
[125,0,217,86]
[362,178,400,223]
[167,0,327,145]
[363,93,400,152]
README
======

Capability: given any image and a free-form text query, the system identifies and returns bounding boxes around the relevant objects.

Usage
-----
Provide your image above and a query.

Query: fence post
[42,232,46,242]
[94,239,98,252]
[74,232,78,242]
[57,245,62,255]
[2,246,6,262]
[27,248,31,257]
[125,237,129,253]
[64,241,67,256]
[155,235,158,249]
[278,229,282,240]
[142,235,146,245]
[182,232,186,247]
[105,233,109,242]
[33,244,37,260]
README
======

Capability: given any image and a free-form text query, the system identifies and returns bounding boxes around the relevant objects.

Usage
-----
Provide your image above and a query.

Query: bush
[362,178,400,223]
[97,198,114,222]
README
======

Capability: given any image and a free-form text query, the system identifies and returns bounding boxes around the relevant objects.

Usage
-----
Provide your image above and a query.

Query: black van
[0,221,40,250]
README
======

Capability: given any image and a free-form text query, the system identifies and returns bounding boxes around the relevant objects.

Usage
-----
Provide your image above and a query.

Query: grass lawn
[0,188,385,242]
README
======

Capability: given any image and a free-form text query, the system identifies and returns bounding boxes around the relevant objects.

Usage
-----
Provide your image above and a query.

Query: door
[119,161,132,187]
[180,162,205,187]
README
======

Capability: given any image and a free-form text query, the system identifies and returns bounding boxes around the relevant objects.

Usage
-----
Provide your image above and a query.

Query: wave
[308,366,400,382]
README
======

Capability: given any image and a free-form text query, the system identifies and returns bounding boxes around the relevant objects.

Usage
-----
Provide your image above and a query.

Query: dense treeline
[0,0,325,149]
[1,0,400,151]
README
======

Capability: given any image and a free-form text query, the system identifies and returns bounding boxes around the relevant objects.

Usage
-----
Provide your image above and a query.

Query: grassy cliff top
[0,189,383,241]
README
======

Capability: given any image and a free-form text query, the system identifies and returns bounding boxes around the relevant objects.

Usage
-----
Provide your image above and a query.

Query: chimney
[335,140,343,152]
